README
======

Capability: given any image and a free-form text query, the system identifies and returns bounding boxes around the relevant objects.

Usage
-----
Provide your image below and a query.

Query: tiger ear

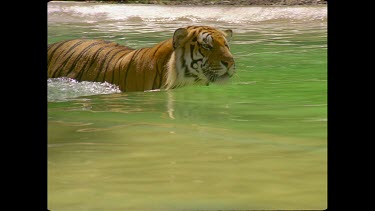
[223,29,233,42]
[173,28,188,49]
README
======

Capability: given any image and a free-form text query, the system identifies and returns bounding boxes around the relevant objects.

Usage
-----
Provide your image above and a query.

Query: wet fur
[48,26,235,92]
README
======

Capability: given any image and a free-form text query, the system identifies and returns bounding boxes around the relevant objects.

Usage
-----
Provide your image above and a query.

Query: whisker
[234,73,241,81]
[209,67,222,71]
[230,73,242,84]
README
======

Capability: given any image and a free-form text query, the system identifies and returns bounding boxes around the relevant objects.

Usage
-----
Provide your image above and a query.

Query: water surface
[48,2,327,210]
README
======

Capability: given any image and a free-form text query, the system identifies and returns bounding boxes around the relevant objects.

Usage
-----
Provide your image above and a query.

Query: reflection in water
[167,90,175,119]
[49,111,326,210]
[48,87,327,210]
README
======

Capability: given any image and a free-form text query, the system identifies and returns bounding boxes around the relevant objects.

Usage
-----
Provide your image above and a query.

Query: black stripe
[198,47,205,57]
[190,44,195,61]
[64,41,106,77]
[100,48,126,83]
[47,39,73,70]
[47,43,56,51]
[92,48,118,82]
[190,44,203,70]
[76,43,113,81]
[61,40,86,60]
[136,48,149,90]
[51,40,86,78]
[110,50,131,85]
[195,28,204,35]
[181,55,189,77]
[138,48,148,61]
[123,49,143,92]
[202,32,209,39]
[181,56,186,70]
[117,53,124,87]
[152,40,168,58]
[149,40,168,90]
[151,63,159,90]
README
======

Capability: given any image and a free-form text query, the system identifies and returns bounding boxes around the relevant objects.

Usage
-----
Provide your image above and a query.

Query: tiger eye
[202,43,212,50]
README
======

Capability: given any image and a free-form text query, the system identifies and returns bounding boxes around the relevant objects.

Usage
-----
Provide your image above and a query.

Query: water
[48,2,327,210]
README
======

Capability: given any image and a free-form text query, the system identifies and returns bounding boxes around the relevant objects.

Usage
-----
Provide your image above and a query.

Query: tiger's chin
[212,72,232,84]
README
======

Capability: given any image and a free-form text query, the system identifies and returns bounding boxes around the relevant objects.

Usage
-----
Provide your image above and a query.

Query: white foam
[48,2,327,24]
[48,77,121,102]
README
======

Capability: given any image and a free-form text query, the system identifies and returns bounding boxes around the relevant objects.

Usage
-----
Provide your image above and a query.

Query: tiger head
[166,26,235,89]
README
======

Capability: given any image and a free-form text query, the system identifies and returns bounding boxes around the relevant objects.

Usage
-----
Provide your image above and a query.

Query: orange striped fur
[48,26,235,92]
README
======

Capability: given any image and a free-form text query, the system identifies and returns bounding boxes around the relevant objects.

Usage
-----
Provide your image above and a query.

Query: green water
[48,2,327,210]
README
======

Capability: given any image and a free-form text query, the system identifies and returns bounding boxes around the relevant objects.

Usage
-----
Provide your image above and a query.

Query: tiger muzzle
[221,58,235,77]
[221,59,235,70]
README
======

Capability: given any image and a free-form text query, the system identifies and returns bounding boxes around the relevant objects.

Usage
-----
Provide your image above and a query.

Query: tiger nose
[221,59,235,69]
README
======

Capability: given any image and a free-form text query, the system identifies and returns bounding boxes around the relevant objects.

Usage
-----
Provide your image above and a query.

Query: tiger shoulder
[47,26,236,92]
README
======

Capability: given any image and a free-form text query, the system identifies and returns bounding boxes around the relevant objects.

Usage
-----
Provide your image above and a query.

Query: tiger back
[47,26,235,92]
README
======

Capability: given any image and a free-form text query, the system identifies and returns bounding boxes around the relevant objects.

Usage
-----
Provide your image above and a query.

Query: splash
[48,77,121,102]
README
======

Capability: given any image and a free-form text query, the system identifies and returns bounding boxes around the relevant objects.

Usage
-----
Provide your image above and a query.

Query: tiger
[47,26,235,92]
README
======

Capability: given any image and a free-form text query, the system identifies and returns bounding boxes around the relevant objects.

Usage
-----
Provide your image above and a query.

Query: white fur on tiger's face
[166,26,235,89]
